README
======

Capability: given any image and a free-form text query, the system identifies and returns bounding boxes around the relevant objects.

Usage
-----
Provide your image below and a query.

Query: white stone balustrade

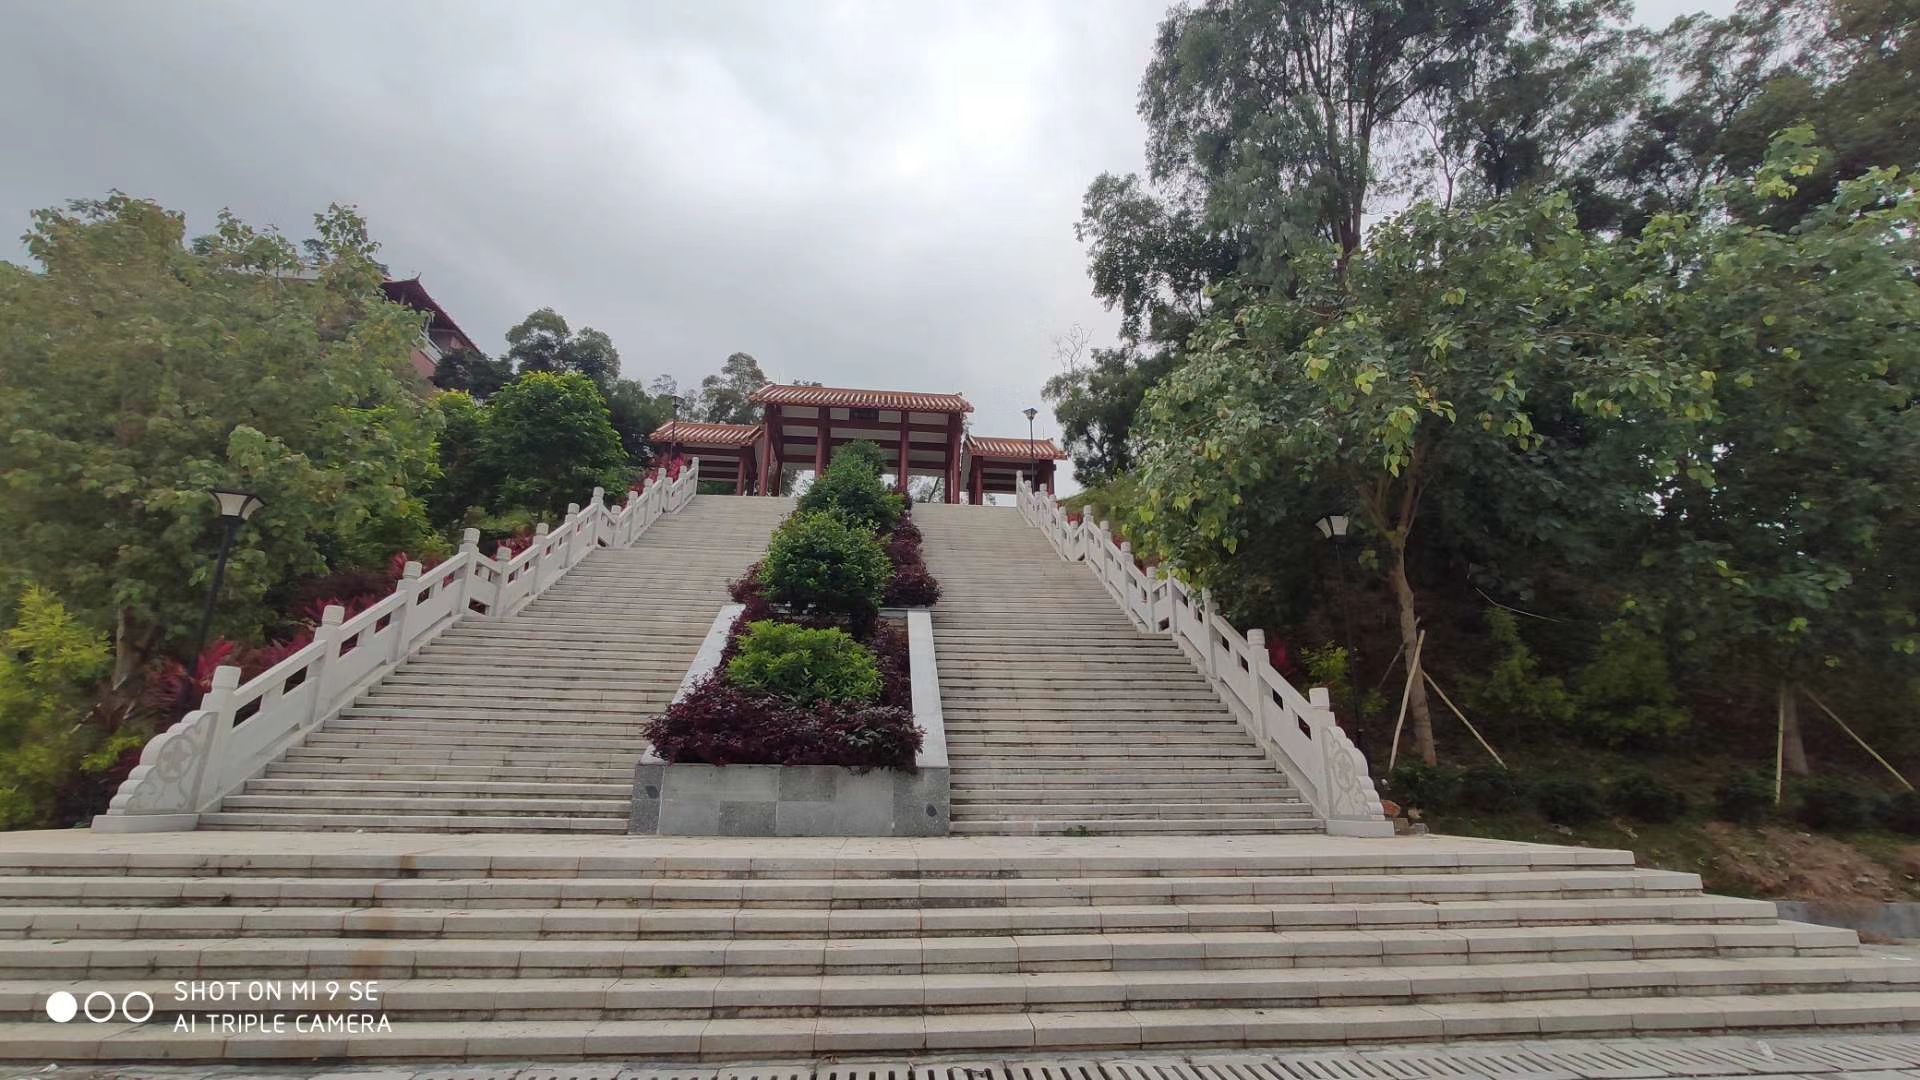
[1014,478,1391,837]
[94,459,704,832]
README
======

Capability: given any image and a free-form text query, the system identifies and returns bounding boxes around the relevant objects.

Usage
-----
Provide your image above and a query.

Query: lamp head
[210,489,264,523]
[1022,407,1038,422]
[1315,514,1350,541]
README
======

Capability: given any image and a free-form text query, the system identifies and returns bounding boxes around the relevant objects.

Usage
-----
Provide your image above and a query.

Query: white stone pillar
[388,561,422,663]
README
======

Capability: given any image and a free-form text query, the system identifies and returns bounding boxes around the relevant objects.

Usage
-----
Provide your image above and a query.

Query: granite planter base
[631,761,950,837]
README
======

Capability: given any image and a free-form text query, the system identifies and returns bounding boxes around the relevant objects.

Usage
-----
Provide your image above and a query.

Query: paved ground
[11,1033,1920,1080]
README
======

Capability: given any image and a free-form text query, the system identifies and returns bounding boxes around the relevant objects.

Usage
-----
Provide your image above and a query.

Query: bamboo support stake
[1806,690,1916,792]
[1387,629,1426,772]
[1775,692,1787,806]
[1423,670,1507,768]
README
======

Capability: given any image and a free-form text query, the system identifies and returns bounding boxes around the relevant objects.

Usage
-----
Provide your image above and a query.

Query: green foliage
[474,372,629,520]
[1459,764,1526,812]
[760,512,891,621]
[1532,776,1603,824]
[693,352,768,425]
[1386,762,1461,811]
[429,348,514,400]
[425,392,491,532]
[504,308,620,390]
[1573,622,1690,748]
[1044,346,1180,483]
[726,621,882,706]
[834,440,889,476]
[1881,791,1920,836]
[1468,611,1577,735]
[604,378,674,469]
[1607,770,1688,823]
[797,452,905,534]
[0,195,441,668]
[1715,770,1774,824]
[1794,777,1875,832]
[0,588,114,828]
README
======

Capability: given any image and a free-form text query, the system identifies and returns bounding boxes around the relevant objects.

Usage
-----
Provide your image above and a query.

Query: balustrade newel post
[1246,629,1268,730]
[494,543,514,615]
[189,665,244,813]
[388,561,422,663]
[531,523,552,597]
[1200,588,1218,679]
[306,605,346,729]
[454,529,480,616]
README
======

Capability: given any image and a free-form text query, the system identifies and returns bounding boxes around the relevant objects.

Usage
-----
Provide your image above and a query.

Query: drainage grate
[914,1062,1009,1080]
[822,1064,916,1080]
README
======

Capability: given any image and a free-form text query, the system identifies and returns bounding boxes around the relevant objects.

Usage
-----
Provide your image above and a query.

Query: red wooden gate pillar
[815,414,830,478]
[969,457,984,505]
[945,414,962,503]
[896,419,911,494]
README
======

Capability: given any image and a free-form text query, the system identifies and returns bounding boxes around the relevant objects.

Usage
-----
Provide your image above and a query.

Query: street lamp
[1314,512,1366,751]
[1023,407,1039,492]
[192,489,265,662]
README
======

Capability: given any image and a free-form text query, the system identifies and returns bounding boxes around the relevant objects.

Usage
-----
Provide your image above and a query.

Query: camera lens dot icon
[46,991,78,1023]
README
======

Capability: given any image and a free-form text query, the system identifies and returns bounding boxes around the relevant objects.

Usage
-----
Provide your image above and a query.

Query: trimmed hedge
[760,511,891,622]
[727,621,881,705]
[643,679,920,770]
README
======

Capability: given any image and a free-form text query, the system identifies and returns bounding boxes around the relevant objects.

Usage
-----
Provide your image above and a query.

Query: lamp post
[1315,513,1368,752]
[192,489,265,663]
[1023,407,1039,493]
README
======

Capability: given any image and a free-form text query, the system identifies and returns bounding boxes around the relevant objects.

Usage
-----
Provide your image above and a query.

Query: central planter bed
[630,443,948,837]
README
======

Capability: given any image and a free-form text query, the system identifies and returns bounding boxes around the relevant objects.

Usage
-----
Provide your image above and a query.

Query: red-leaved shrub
[644,679,920,770]
[879,512,942,607]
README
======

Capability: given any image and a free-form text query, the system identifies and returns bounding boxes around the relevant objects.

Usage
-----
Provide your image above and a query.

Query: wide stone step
[951,818,1327,835]
[947,732,1251,747]
[243,778,631,798]
[217,794,631,816]
[947,747,1268,763]
[279,749,646,769]
[264,762,632,783]
[7,956,1904,1026]
[324,716,646,739]
[0,921,1854,980]
[0,869,1711,908]
[952,801,1313,819]
[297,733,650,753]
[0,896,1781,942]
[195,812,629,832]
[339,704,648,722]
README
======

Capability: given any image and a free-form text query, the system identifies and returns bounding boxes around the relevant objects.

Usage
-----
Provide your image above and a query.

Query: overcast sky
[1,0,1731,491]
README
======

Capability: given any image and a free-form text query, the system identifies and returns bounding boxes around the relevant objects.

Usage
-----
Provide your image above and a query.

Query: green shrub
[760,511,892,621]
[1465,610,1575,735]
[1714,770,1774,824]
[1881,791,1920,835]
[1387,762,1461,811]
[0,587,116,829]
[1573,622,1690,748]
[833,440,890,476]
[1533,776,1603,824]
[727,621,882,705]
[1608,769,1688,823]
[1795,777,1874,832]
[1459,763,1526,812]
[799,451,905,534]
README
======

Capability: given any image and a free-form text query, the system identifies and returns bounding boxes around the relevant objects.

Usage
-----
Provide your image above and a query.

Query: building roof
[749,383,973,414]
[649,420,764,448]
[380,277,479,353]
[968,435,1068,460]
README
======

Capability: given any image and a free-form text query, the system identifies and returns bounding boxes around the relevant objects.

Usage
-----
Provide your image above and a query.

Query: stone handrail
[1015,478,1391,837]
[94,458,703,832]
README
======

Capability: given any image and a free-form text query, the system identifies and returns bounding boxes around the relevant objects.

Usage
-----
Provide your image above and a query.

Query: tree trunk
[1388,544,1437,766]
[110,608,148,691]
[1779,681,1809,777]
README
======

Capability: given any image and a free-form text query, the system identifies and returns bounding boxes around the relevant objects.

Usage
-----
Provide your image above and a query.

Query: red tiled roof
[380,277,479,353]
[968,436,1068,460]
[649,420,763,448]
[749,384,973,413]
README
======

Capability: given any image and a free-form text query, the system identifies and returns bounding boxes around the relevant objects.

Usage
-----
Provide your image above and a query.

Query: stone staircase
[199,495,791,833]
[914,503,1322,836]
[1,831,1916,1063]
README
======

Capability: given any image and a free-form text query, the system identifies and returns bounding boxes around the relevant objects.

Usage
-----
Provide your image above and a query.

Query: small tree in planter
[760,512,891,630]
[799,446,905,533]
[728,622,881,705]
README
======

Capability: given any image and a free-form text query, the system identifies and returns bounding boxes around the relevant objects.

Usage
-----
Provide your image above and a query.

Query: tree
[475,372,630,519]
[605,377,675,469]
[504,307,620,390]
[1043,345,1179,484]
[423,392,492,531]
[1128,132,1920,767]
[0,587,116,829]
[429,347,515,400]
[0,196,441,684]
[694,352,769,424]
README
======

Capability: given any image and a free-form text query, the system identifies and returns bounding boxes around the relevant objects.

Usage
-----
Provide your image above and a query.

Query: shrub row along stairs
[200,495,793,833]
[913,503,1321,836]
[1,833,1915,1062]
